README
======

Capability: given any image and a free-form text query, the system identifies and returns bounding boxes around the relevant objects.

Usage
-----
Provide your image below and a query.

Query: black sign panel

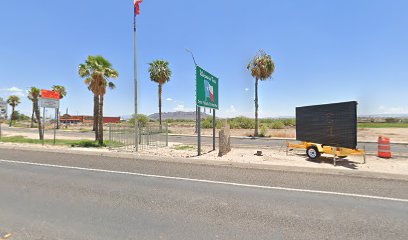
[296,101,357,149]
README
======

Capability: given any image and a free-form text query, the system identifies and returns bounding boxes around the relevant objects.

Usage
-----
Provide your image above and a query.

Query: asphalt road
[2,125,408,154]
[0,148,407,239]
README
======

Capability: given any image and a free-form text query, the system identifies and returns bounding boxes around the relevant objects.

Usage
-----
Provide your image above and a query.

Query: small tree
[7,95,21,127]
[27,93,35,128]
[247,50,275,136]
[130,114,150,128]
[148,60,172,127]
[28,87,43,140]
[79,55,119,145]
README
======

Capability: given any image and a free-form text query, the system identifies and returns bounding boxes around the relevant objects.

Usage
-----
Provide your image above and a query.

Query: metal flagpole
[134,6,139,152]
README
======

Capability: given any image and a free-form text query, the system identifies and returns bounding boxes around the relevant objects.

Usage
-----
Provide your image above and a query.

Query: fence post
[108,124,112,150]
[165,123,168,147]
[148,126,151,146]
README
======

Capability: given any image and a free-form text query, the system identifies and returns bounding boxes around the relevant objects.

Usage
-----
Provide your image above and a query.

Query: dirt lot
[7,122,408,143]
[169,126,408,143]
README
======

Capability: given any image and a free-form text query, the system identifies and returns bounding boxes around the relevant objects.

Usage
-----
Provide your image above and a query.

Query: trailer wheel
[306,146,321,159]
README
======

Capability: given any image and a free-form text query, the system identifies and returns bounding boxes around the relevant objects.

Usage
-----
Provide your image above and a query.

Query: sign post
[0,98,7,140]
[42,107,46,145]
[40,90,60,145]
[196,66,219,155]
[213,109,216,151]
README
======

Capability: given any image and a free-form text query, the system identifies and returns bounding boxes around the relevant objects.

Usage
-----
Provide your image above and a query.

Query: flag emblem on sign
[205,80,215,103]
[134,0,143,15]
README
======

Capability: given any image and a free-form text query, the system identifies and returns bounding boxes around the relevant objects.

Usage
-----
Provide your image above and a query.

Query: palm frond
[148,59,172,85]
[247,50,275,81]
[79,55,119,96]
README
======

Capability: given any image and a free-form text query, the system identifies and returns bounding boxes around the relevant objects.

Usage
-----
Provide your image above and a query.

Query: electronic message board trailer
[288,101,365,165]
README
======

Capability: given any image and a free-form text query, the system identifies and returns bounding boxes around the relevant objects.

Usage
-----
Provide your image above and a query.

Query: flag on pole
[134,0,143,15]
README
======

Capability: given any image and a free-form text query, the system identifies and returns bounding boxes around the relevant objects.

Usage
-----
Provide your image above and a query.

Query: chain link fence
[108,123,168,151]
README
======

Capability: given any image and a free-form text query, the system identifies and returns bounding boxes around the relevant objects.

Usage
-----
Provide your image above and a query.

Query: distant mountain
[148,111,210,120]
[120,115,133,120]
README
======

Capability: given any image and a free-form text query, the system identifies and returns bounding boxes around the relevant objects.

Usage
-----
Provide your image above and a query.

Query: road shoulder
[1,142,407,181]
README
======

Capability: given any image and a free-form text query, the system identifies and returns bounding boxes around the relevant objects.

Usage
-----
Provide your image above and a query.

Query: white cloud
[174,104,185,111]
[0,87,24,92]
[0,86,25,97]
[244,88,249,92]
[377,105,408,114]
[166,98,173,101]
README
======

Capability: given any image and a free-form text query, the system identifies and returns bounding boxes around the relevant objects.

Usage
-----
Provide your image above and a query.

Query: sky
[0,0,407,118]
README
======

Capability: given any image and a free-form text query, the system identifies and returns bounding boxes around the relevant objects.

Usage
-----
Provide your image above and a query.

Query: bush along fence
[201,117,296,130]
[108,123,168,151]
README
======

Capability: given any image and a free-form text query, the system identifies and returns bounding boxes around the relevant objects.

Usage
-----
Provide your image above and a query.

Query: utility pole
[186,49,199,134]
[185,49,201,155]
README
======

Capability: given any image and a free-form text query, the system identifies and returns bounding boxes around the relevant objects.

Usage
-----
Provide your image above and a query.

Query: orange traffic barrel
[378,136,392,158]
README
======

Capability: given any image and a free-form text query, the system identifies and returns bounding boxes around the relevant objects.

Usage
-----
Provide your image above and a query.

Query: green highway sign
[196,66,219,110]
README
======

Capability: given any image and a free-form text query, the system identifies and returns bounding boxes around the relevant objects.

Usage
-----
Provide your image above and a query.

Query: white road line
[1,159,408,203]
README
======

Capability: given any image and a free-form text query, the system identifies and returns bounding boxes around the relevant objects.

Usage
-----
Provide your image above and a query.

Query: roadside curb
[1,143,407,181]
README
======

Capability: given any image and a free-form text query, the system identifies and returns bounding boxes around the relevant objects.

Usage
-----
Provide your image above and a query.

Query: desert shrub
[281,118,296,126]
[201,117,223,129]
[270,121,285,129]
[201,117,213,129]
[259,118,295,127]
[259,125,268,137]
[385,118,399,123]
[12,111,30,121]
[129,114,149,127]
[165,119,176,123]
[228,116,255,129]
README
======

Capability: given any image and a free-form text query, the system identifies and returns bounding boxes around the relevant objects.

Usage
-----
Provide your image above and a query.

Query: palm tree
[7,95,21,127]
[28,87,43,140]
[148,60,172,126]
[79,55,119,145]
[27,93,35,128]
[52,85,67,129]
[247,50,275,136]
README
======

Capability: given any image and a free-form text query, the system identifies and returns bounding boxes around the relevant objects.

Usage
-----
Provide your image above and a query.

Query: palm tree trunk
[30,104,35,128]
[9,106,15,127]
[98,94,104,145]
[159,83,162,127]
[254,78,259,136]
[34,100,43,140]
[93,94,99,141]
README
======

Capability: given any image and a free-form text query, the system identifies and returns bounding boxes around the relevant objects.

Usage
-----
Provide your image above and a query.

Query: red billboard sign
[41,90,60,99]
